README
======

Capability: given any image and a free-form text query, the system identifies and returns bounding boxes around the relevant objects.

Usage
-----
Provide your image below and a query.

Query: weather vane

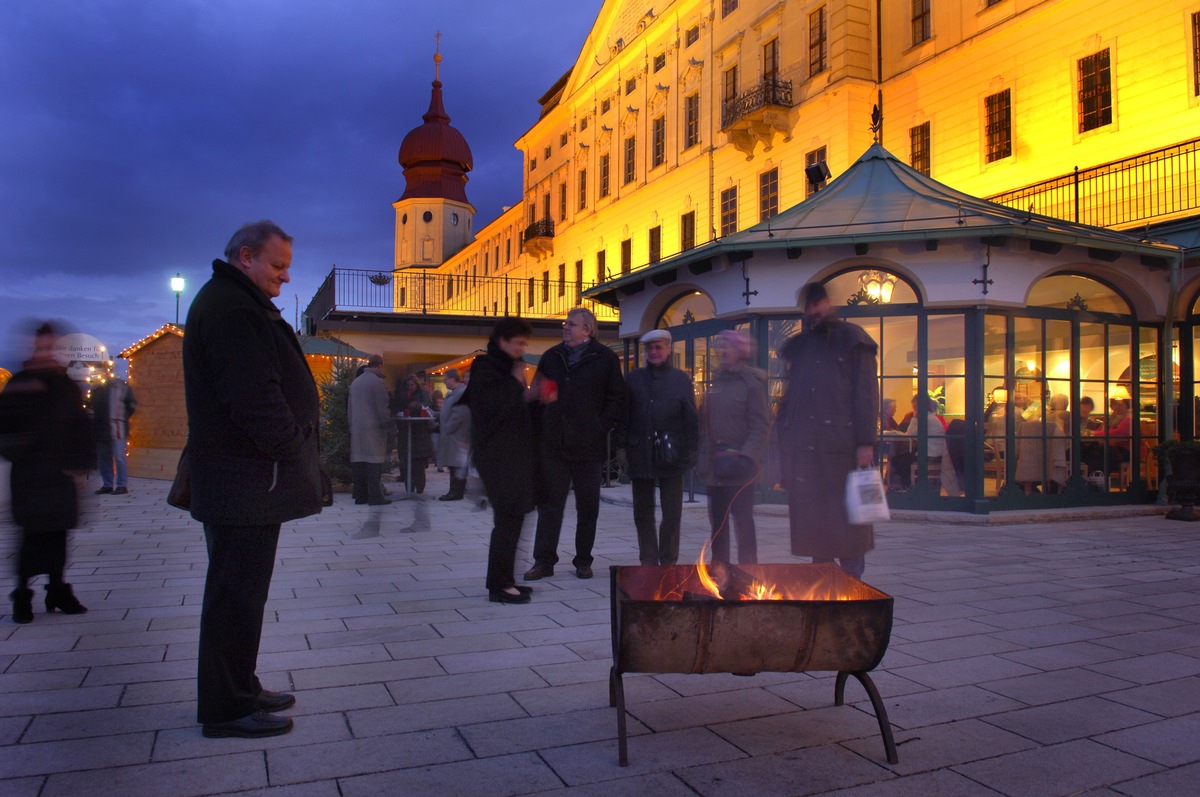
[434,31,442,79]
[869,105,883,142]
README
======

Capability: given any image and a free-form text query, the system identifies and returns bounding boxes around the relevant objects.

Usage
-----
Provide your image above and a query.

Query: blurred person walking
[436,368,470,501]
[525,307,625,581]
[348,354,391,506]
[621,329,699,567]
[775,283,879,579]
[183,221,324,739]
[90,363,136,496]
[466,318,537,604]
[0,321,94,623]
[696,330,769,565]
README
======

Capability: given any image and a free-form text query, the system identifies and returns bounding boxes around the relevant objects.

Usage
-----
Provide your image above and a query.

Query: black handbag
[712,450,755,482]
[652,430,680,468]
[166,447,191,510]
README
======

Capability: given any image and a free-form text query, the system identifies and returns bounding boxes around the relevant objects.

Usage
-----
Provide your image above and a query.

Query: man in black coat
[183,220,324,739]
[524,307,626,581]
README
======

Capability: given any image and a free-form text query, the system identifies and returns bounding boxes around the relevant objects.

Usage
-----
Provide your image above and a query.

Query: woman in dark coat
[696,330,770,565]
[621,329,699,566]
[0,321,94,623]
[466,318,537,604]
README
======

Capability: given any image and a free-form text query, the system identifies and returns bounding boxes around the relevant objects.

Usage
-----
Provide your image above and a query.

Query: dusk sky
[0,0,603,371]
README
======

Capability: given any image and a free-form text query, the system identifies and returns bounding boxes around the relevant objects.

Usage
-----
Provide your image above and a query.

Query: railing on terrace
[523,217,555,241]
[987,137,1200,229]
[721,78,794,129]
[305,267,618,324]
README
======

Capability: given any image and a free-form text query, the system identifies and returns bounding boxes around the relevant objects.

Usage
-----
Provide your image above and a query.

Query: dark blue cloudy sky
[0,0,602,371]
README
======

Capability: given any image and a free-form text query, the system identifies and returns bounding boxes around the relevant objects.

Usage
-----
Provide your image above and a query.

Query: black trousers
[533,456,602,568]
[707,484,757,565]
[351,461,384,504]
[197,523,280,724]
[16,529,68,587]
[486,509,526,592]
[632,475,684,566]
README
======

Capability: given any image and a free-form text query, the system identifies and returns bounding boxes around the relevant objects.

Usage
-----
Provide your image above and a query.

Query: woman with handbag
[620,329,699,566]
[696,330,770,565]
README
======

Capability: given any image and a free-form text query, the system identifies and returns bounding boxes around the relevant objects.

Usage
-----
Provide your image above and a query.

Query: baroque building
[307,0,1200,510]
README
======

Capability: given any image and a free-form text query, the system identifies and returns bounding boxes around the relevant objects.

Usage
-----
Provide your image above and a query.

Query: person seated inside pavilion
[890,394,958,495]
[1088,397,1133,483]
[1015,396,1069,494]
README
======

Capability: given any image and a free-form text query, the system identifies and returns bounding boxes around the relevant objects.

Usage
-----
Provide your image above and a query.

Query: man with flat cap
[775,282,879,578]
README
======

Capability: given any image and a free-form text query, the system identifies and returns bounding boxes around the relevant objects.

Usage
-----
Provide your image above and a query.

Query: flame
[695,541,784,600]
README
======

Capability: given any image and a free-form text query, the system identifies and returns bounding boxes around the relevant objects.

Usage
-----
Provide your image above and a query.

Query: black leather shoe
[488,590,531,604]
[437,494,463,501]
[95,487,113,495]
[575,565,594,579]
[202,710,293,738]
[523,564,554,581]
[255,689,296,712]
[112,487,129,495]
[515,585,533,595]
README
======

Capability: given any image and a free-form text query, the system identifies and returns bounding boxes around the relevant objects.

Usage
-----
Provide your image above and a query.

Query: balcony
[303,267,617,333]
[987,136,1200,230]
[522,217,555,260]
[721,78,796,158]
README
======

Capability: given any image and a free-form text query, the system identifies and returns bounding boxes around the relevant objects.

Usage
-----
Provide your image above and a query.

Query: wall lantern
[858,269,897,303]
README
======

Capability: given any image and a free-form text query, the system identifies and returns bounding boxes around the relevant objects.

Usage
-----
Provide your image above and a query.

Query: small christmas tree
[318,360,357,487]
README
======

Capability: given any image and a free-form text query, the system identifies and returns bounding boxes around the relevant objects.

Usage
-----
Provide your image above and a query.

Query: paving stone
[348,692,527,737]
[1104,676,1200,717]
[0,776,44,797]
[676,743,893,796]
[626,687,800,733]
[814,768,1010,796]
[708,704,885,756]
[522,771,699,797]
[338,751,563,797]
[288,656,444,690]
[152,713,354,762]
[0,685,122,718]
[891,654,1042,689]
[982,668,1137,705]
[460,706,647,758]
[435,644,583,675]
[1111,761,1200,797]
[41,751,266,797]
[997,641,1133,671]
[952,738,1162,797]
[881,685,1026,729]
[1093,714,1200,766]
[981,695,1159,744]
[0,732,154,777]
[542,727,746,786]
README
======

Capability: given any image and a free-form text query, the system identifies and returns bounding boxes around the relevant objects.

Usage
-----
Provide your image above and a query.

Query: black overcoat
[0,365,93,531]
[620,363,699,480]
[182,259,323,526]
[775,318,879,559]
[465,341,536,516]
[533,338,626,463]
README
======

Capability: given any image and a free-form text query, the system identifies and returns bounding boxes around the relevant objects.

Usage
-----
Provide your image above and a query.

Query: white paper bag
[845,467,890,524]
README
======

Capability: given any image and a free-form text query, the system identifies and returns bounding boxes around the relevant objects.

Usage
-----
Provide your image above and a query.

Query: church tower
[394,43,475,269]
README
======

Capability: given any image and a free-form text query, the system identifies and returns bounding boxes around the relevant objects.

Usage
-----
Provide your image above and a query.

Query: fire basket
[609,563,898,765]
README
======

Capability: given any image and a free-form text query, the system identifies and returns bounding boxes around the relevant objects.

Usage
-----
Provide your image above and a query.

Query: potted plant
[1151,439,1200,521]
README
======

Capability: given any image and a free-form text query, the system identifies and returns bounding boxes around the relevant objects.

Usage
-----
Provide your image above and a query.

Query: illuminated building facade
[308,0,1200,509]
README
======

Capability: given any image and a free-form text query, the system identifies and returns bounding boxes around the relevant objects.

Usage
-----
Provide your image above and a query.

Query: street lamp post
[170,273,185,324]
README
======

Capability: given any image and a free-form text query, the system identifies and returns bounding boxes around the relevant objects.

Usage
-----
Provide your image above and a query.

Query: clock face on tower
[451,213,459,226]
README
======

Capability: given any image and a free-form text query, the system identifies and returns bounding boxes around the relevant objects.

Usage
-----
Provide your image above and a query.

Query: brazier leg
[610,667,629,766]
[835,671,899,765]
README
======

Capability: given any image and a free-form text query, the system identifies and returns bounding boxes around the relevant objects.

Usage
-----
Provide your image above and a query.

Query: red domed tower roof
[398,50,473,204]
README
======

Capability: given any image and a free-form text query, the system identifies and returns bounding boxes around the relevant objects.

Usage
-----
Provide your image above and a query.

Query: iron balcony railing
[523,217,555,242]
[304,267,617,324]
[721,77,794,129]
[987,136,1200,229]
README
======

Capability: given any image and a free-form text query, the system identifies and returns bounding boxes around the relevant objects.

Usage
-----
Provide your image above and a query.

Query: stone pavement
[2,470,1199,797]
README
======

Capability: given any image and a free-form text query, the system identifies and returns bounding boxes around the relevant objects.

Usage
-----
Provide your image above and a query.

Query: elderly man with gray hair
[524,307,626,581]
[348,354,391,506]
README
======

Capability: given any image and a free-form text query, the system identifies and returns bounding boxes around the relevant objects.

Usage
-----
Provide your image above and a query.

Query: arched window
[656,290,715,327]
[1029,273,1130,313]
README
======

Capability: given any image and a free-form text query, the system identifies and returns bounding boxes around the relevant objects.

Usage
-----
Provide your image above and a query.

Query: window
[723,65,739,104]
[763,39,779,82]
[597,250,607,282]
[685,94,700,149]
[574,260,583,301]
[685,25,700,47]
[506,239,511,263]
[654,52,666,73]
[542,193,551,220]
[912,0,930,45]
[805,146,828,196]
[527,277,535,307]
[578,169,587,210]
[722,0,738,17]
[601,98,611,114]
[681,211,696,251]
[559,133,568,147]
[621,239,632,274]
[528,203,536,224]
[809,7,827,76]
[600,154,610,198]
[529,158,537,172]
[544,146,552,160]
[557,263,566,296]
[626,77,636,95]
[559,183,567,221]
[483,250,489,274]
[649,226,662,265]
[1193,13,1200,97]
[910,122,931,176]
[652,116,666,168]
[624,136,636,184]
[720,187,738,237]
[759,167,779,221]
[1078,49,1112,133]
[542,271,549,302]
[985,89,1012,162]
[580,116,589,132]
